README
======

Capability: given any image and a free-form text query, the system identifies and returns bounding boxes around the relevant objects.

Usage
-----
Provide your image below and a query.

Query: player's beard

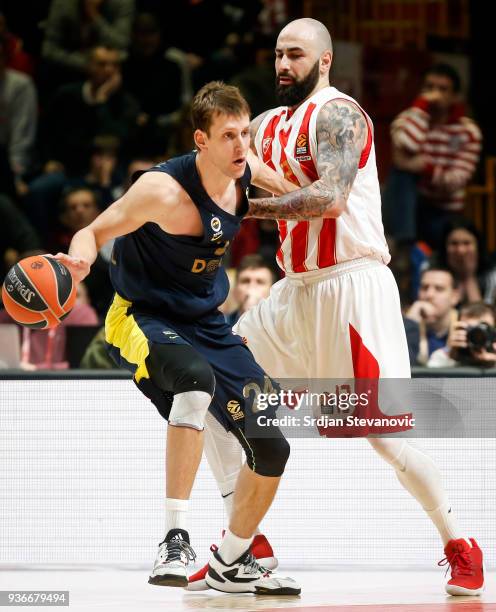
[275,60,320,107]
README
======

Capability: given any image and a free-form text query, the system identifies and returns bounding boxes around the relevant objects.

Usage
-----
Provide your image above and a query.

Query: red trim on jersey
[276,220,288,267]
[261,110,285,169]
[295,102,319,181]
[358,116,373,169]
[290,222,309,272]
[277,125,308,271]
[262,110,288,267]
[317,218,337,268]
[278,124,300,185]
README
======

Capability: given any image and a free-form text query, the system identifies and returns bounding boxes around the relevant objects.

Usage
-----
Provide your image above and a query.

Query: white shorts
[233,257,411,380]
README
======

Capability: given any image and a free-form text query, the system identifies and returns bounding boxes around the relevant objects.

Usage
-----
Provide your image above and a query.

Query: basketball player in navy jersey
[54,82,301,595]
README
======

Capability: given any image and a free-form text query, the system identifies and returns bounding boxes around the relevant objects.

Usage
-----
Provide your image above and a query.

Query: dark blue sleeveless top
[109,152,250,320]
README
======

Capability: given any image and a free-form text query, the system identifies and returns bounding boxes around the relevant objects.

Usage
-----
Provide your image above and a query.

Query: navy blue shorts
[105,293,276,432]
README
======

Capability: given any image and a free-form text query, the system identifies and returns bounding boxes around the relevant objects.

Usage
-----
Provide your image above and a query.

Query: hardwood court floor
[0,568,494,611]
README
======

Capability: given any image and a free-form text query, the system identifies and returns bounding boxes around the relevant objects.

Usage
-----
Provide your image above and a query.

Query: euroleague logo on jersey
[295,132,312,161]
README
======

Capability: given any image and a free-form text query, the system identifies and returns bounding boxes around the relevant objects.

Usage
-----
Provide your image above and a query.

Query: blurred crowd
[0,0,495,371]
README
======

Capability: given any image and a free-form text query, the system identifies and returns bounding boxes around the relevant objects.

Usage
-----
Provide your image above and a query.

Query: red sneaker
[185,534,278,591]
[438,538,484,596]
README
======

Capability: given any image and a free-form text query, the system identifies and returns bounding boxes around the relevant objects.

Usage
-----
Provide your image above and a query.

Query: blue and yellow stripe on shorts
[105,293,151,382]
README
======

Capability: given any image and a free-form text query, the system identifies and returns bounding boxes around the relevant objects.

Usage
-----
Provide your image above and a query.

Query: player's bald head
[278,18,333,56]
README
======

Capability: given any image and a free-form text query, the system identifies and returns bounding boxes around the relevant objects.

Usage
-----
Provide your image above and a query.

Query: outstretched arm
[54,173,181,283]
[246,100,368,220]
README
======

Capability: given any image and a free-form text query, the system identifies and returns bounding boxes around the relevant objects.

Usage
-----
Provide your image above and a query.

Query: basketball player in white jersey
[192,18,485,596]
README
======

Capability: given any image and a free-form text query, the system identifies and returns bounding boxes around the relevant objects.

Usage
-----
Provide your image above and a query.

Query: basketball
[1,255,77,329]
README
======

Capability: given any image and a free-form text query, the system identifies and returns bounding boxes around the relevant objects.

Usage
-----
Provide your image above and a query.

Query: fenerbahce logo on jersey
[210,216,223,242]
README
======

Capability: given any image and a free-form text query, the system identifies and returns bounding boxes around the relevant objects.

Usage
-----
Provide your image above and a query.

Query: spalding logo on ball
[2,255,76,329]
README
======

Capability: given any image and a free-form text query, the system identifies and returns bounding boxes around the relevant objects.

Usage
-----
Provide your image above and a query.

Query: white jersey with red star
[254,86,390,273]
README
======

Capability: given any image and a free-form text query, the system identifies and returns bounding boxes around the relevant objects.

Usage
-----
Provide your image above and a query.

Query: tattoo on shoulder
[315,100,368,195]
[246,100,368,220]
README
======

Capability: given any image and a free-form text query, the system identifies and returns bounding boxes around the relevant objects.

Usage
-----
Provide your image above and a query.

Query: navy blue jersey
[109,152,251,320]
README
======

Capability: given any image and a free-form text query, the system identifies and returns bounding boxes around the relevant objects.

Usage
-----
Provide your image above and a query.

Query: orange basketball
[2,255,76,329]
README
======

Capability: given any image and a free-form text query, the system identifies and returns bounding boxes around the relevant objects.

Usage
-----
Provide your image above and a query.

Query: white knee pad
[168,390,212,430]
[204,411,244,497]
[368,437,446,510]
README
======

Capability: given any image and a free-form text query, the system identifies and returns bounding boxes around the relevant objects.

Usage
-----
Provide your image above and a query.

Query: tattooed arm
[246,100,368,219]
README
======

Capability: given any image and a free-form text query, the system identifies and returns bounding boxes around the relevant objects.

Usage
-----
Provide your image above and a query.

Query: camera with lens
[466,322,496,352]
[457,322,496,364]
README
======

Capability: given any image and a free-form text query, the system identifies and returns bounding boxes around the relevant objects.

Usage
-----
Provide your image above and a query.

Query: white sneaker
[205,548,300,595]
[186,534,278,591]
[148,529,196,587]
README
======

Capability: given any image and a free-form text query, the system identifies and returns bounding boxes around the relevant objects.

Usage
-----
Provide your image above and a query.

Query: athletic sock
[426,502,471,547]
[165,498,188,536]
[218,527,253,564]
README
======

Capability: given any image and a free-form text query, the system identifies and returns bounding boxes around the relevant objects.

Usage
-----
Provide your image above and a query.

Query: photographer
[428,302,496,368]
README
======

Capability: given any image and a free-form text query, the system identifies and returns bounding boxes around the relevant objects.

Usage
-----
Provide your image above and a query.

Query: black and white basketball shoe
[205,547,300,595]
[148,528,196,587]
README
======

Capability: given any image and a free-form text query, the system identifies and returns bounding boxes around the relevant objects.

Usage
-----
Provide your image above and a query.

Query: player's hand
[52,253,91,284]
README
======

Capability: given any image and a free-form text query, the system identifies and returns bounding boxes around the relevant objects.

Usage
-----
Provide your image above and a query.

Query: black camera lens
[466,322,493,351]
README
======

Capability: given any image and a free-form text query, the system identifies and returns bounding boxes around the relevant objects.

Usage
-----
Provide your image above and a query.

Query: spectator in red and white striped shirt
[388,63,482,249]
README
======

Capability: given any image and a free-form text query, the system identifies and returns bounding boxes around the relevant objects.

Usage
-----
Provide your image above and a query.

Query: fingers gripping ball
[2,256,76,329]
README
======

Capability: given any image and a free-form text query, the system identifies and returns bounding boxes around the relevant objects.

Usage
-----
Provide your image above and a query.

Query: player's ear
[194,129,208,151]
[320,51,332,74]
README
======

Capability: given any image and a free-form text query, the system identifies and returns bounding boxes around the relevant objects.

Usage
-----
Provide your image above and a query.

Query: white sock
[165,498,188,536]
[218,527,253,564]
[426,502,470,547]
[222,492,260,536]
